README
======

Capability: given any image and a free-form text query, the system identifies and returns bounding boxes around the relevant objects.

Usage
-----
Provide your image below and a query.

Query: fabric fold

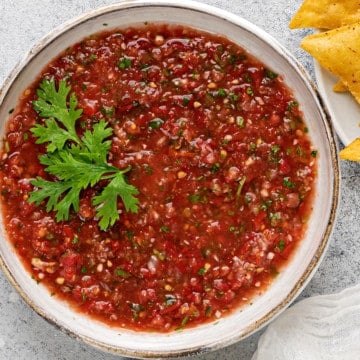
[252,283,360,360]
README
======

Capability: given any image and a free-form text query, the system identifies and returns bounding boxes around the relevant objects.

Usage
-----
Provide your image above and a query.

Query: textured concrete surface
[0,1,359,359]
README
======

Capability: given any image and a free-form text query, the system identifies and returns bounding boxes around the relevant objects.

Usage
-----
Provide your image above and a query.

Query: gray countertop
[0,1,359,359]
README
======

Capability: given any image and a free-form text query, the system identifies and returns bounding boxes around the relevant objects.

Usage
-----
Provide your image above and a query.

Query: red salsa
[0,24,317,331]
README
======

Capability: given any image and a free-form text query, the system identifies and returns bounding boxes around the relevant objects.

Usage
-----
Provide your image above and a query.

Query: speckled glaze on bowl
[0,0,339,358]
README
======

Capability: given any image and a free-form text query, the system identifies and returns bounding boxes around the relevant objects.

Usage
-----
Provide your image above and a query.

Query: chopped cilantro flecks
[117,57,132,69]
[149,118,164,129]
[283,177,296,189]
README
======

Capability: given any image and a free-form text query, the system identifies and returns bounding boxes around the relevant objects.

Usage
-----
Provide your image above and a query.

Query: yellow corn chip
[333,80,347,93]
[290,0,360,29]
[340,138,360,161]
[301,23,360,104]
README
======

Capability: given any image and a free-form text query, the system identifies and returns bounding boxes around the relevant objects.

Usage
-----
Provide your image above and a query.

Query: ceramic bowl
[0,0,339,358]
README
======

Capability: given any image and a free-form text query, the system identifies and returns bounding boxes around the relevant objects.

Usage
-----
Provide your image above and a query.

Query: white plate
[314,61,360,146]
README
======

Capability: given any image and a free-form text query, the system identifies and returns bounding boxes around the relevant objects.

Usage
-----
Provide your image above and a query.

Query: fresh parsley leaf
[38,150,111,186]
[81,120,112,163]
[32,78,82,151]
[31,118,77,153]
[29,176,75,216]
[92,167,139,230]
[28,78,139,230]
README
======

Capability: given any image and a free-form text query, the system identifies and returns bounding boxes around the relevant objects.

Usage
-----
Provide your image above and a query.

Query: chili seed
[177,170,187,179]
[55,277,65,285]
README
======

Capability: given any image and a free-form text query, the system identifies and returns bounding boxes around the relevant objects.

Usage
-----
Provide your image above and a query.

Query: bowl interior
[0,1,338,358]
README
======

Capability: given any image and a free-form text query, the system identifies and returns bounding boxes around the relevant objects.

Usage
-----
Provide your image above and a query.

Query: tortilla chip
[340,138,360,161]
[290,0,360,29]
[301,23,360,104]
[333,80,347,93]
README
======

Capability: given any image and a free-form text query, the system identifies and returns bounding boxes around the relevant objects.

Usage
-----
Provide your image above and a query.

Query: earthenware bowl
[0,0,339,358]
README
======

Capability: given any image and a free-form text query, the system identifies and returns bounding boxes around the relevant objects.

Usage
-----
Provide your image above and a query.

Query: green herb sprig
[28,78,139,230]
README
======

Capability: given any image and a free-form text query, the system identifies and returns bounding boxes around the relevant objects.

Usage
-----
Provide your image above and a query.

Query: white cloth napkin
[252,283,360,360]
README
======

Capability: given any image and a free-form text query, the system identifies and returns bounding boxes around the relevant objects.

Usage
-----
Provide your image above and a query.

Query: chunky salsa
[0,24,317,331]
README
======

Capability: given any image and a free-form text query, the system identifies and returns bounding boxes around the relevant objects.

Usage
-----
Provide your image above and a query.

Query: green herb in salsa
[28,78,139,231]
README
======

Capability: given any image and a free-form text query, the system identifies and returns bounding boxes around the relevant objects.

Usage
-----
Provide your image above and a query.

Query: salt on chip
[340,138,360,161]
[301,23,360,104]
[290,0,360,29]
